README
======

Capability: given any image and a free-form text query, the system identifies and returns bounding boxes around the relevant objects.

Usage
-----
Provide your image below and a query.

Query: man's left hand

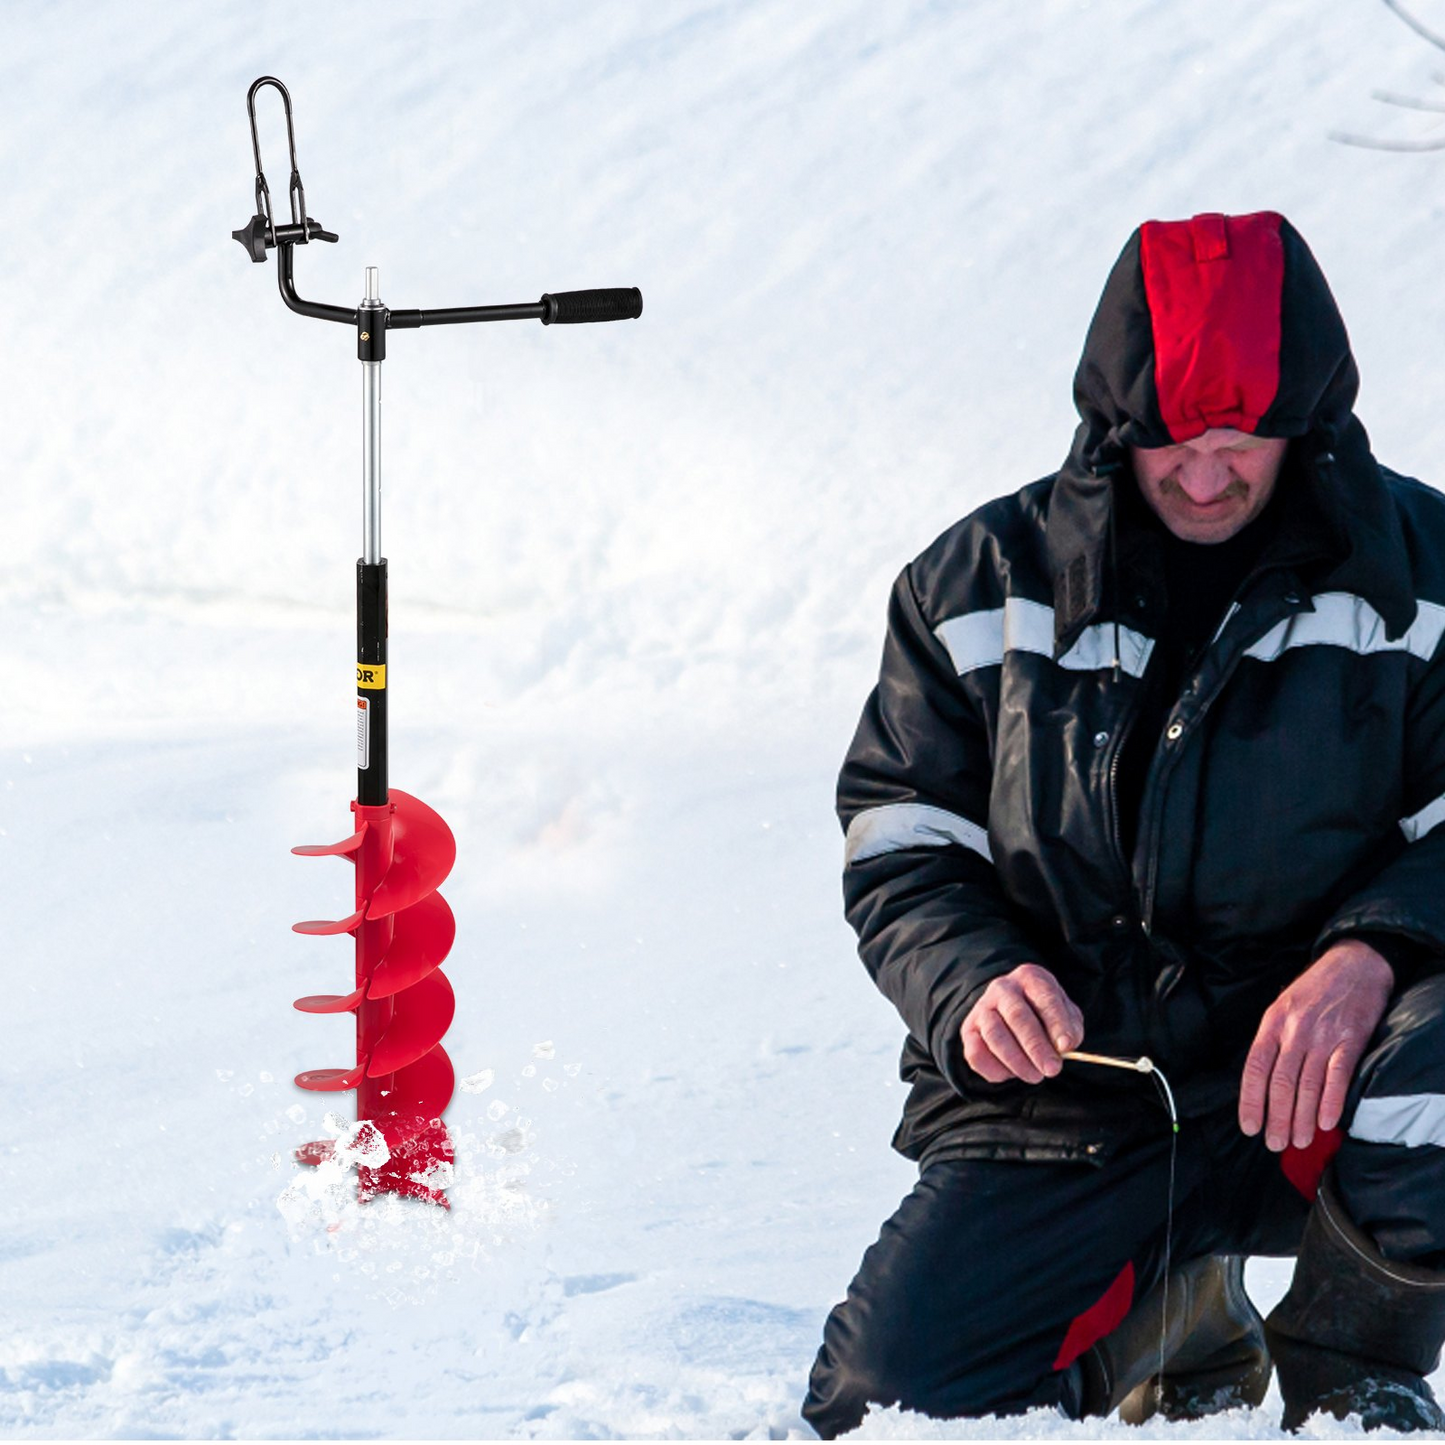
[1238,939,1395,1152]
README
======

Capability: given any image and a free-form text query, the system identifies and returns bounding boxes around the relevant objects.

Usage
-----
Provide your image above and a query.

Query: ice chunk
[333,1119,390,1169]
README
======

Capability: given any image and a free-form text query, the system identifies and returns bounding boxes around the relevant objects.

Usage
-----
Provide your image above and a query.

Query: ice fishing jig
[234,76,642,1208]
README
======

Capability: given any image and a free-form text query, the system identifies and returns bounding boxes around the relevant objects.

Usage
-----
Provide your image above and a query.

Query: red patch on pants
[1053,1260,1136,1370]
[1280,1127,1342,1199]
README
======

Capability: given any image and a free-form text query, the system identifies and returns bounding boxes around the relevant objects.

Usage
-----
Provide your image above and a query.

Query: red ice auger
[234,77,642,1208]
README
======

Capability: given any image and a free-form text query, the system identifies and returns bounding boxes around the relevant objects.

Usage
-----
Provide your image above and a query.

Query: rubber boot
[1265,1170,1445,1433]
[1063,1254,1271,1421]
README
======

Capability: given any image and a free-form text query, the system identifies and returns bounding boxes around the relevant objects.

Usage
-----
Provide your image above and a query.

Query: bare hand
[961,963,1085,1084]
[1239,940,1395,1152]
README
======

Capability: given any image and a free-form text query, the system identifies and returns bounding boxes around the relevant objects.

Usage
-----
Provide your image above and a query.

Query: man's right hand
[961,963,1085,1083]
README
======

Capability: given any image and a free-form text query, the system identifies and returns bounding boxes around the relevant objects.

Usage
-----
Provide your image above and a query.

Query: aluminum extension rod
[361,266,382,565]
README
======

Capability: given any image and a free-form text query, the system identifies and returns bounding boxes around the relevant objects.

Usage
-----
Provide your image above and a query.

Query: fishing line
[1062,1050,1181,1393]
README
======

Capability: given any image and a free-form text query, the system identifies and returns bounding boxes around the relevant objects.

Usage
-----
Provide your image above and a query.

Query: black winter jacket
[840,213,1445,1166]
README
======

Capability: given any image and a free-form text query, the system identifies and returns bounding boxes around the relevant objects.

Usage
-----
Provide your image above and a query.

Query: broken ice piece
[532,1041,555,1060]
[334,1119,390,1169]
[460,1068,495,1094]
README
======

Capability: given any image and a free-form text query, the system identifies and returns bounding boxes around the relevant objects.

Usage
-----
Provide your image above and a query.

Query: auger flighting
[235,76,643,1208]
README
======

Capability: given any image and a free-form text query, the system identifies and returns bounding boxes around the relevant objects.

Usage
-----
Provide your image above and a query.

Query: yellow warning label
[356,664,387,690]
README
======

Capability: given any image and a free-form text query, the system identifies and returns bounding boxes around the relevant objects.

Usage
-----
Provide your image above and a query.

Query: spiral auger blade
[290,789,458,1207]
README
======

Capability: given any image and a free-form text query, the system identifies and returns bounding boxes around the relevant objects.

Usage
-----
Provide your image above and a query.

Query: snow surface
[7,0,1445,1437]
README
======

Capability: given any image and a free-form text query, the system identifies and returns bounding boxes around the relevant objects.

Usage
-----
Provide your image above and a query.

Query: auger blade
[295,1062,365,1091]
[292,905,366,936]
[288,788,458,1209]
[366,970,455,1077]
[367,890,455,999]
[293,985,366,1014]
[292,825,367,857]
[365,790,456,919]
[360,1117,453,1209]
[376,1043,455,1147]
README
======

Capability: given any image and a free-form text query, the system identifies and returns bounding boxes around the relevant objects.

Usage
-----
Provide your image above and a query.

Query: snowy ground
[7,0,1445,1437]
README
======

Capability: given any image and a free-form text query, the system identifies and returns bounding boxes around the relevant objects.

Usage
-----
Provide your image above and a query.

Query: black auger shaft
[356,560,387,807]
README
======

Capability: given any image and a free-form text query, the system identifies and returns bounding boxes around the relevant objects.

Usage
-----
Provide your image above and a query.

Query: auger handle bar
[233,76,644,341]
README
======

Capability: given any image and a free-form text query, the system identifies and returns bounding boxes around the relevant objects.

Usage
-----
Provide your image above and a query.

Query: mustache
[1159,473,1247,502]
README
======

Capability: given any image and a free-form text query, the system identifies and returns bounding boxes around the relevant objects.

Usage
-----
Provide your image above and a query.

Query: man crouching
[805,212,1445,1435]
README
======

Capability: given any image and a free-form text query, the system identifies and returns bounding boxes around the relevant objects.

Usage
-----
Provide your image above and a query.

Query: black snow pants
[803,976,1445,1438]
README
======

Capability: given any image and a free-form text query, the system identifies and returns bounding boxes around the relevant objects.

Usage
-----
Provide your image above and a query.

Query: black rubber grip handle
[540,287,643,324]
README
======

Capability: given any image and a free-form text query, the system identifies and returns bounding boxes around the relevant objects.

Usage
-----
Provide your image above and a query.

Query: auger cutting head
[293,793,457,1206]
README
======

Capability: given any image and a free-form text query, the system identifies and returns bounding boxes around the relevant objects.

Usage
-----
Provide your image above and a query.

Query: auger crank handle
[234,77,644,333]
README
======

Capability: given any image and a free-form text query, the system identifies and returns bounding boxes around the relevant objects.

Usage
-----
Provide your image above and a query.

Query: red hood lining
[1139,211,1286,444]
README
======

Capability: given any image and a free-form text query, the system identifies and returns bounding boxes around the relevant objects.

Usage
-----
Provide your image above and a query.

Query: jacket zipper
[1138,590,1294,930]
[1106,686,1145,898]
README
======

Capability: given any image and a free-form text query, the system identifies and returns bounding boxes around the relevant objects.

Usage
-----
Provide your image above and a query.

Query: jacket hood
[1046,211,1415,658]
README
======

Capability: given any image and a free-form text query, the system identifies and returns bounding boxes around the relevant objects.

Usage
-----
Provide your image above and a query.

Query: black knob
[232,214,270,263]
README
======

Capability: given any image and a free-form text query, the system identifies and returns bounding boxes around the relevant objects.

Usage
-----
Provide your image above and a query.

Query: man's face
[1129,429,1289,543]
